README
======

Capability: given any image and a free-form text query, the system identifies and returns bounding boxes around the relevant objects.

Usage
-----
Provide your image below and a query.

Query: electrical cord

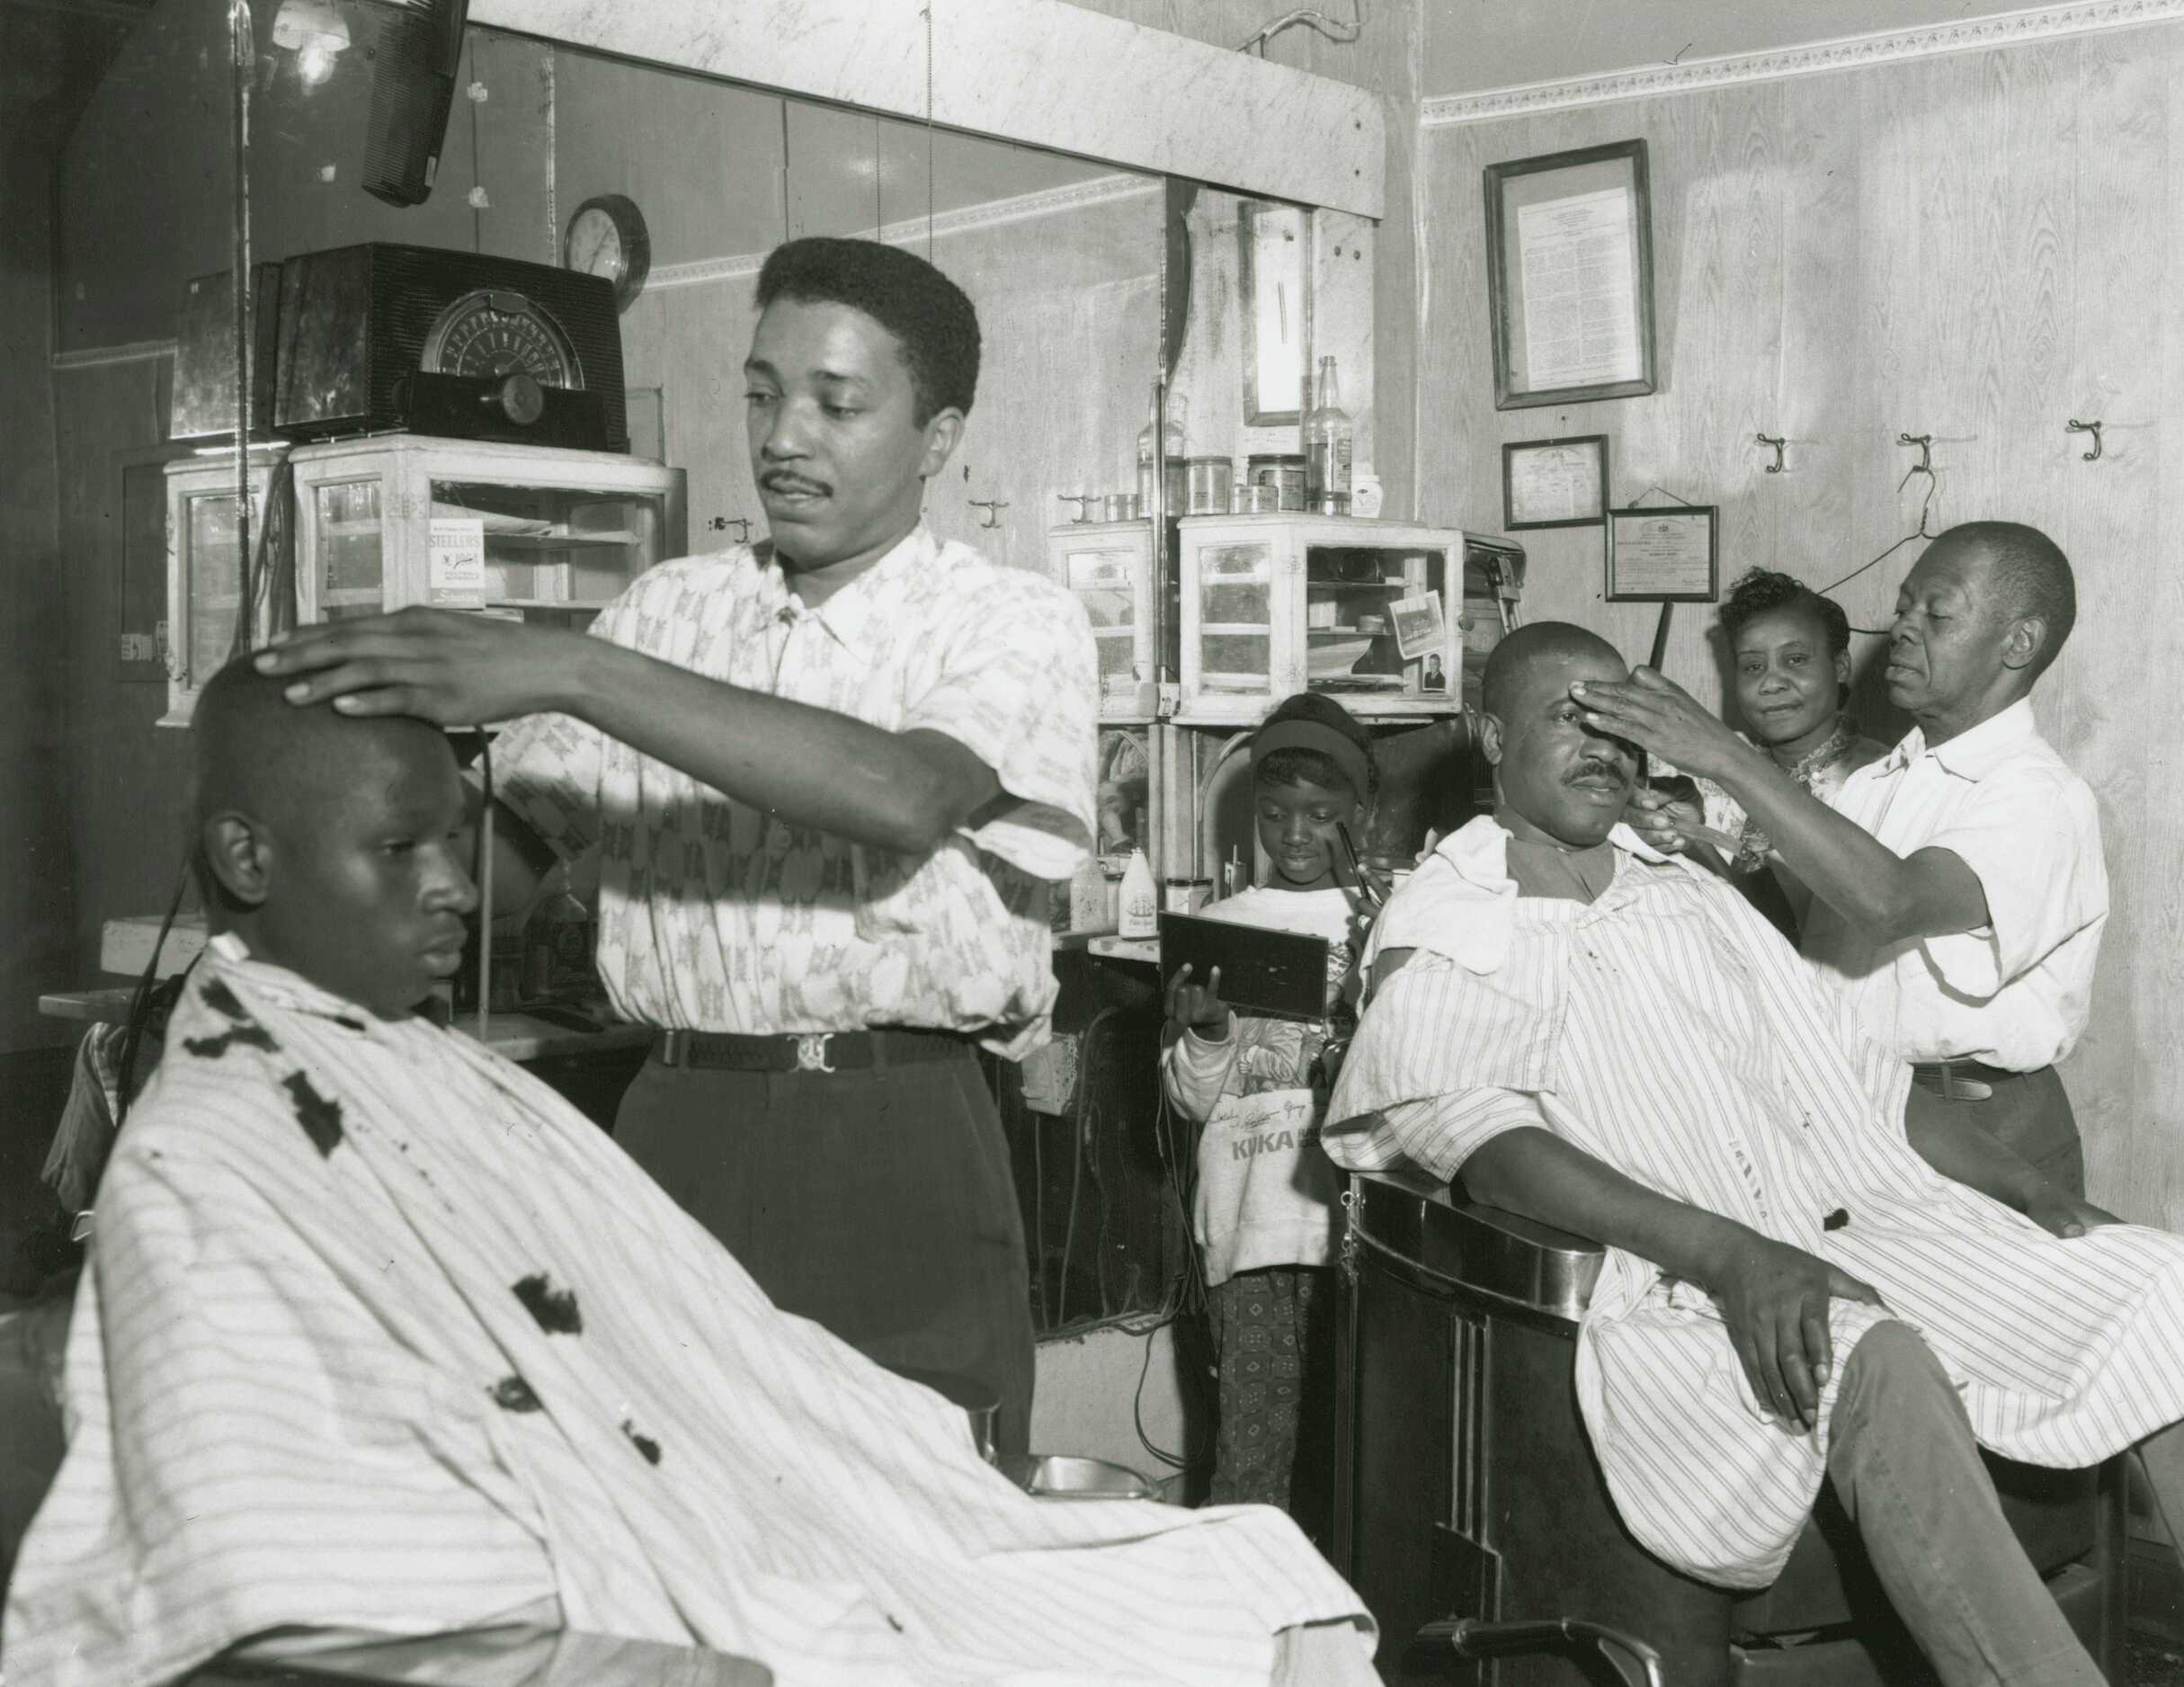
[472,734,495,1041]
[1032,1112,1049,1326]
[1816,465,1939,633]
[114,852,198,1126]
[1238,0,1361,54]
[1056,1099,1087,1325]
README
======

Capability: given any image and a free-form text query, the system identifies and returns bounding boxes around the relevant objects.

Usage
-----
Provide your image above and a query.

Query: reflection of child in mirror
[1160,692,1377,1545]
[1095,728,1148,852]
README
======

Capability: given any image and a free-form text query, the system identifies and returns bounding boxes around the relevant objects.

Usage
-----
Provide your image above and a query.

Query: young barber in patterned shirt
[256,238,1098,1457]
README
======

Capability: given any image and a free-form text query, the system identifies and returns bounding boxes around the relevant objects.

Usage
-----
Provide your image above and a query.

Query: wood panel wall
[1418,22,2184,1223]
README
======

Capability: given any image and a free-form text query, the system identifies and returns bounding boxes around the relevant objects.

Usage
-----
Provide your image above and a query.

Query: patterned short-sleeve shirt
[492,528,1098,1057]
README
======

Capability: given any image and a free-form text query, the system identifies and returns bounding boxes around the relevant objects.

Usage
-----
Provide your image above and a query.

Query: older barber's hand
[1627,787,1703,857]
[1705,1231,1884,1431]
[1571,667,1751,784]
[254,607,585,726]
[2025,1186,2122,1239]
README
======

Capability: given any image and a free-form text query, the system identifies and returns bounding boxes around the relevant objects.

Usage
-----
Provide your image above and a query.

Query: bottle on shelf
[522,865,597,1004]
[1303,356,1353,512]
[1117,848,1159,939]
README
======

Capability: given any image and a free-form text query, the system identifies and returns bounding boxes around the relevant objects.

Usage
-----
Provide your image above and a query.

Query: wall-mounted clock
[564,192,651,312]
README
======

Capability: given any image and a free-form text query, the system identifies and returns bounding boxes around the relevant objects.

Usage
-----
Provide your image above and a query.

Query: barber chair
[1333,1171,2127,1686]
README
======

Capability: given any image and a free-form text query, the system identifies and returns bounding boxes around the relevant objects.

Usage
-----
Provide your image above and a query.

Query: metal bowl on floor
[999,1453,1162,1501]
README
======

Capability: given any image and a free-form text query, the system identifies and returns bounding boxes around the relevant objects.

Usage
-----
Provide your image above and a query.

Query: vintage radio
[272,244,628,451]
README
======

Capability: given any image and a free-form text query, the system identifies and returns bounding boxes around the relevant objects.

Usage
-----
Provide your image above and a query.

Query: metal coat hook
[707,515,752,541]
[1756,433,1787,474]
[968,499,1010,530]
[1897,433,1932,476]
[1056,494,1098,522]
[2066,419,2103,461]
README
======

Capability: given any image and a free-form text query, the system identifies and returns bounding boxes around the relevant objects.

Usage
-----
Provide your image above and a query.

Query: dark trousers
[1905,1064,2082,1196]
[612,1049,1037,1456]
[1208,1264,1335,1549]
[1830,1322,2102,1686]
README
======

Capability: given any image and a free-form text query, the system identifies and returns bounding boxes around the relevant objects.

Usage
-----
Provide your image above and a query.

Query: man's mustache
[1564,758,1633,789]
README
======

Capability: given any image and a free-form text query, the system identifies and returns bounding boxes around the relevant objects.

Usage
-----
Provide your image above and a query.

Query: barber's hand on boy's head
[1164,964,1232,1041]
[254,607,583,727]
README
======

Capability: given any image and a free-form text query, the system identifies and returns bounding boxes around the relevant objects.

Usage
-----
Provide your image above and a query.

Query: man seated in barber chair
[0,658,1378,1687]
[1325,620,2184,1687]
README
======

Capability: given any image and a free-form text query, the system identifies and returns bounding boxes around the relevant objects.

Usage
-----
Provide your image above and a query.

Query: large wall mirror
[39,0,1381,1333]
[57,3,1163,590]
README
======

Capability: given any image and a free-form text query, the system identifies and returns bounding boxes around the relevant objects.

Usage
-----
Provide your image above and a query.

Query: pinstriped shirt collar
[1374,815,1707,977]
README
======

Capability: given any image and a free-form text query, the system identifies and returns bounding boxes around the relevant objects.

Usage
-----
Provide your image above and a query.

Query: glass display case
[290,435,686,630]
[1047,519,1157,721]
[1177,515,1467,723]
[162,447,286,726]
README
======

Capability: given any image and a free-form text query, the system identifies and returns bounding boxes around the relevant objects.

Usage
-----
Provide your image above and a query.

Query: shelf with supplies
[1177,514,1482,723]
[292,434,686,632]
[159,437,686,727]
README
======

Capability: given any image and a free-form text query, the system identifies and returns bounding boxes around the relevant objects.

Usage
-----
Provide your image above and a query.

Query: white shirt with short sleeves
[490,529,1098,1058]
[1801,699,2107,1071]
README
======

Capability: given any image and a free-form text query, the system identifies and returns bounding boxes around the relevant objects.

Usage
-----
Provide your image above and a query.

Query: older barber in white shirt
[1582,521,2107,1208]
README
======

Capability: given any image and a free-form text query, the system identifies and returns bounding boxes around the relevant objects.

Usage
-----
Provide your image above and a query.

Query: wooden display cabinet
[289,435,686,630]
[161,447,288,726]
[1047,518,1158,722]
[1177,514,1469,725]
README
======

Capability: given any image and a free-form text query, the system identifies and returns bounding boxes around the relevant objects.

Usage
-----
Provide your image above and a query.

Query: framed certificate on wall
[1502,434,1609,530]
[1606,505,1717,602]
[1484,139,1658,410]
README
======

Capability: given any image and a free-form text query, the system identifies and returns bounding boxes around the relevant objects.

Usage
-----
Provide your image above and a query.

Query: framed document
[1502,435,1609,531]
[1240,201,1312,425]
[1606,505,1717,602]
[1484,139,1657,410]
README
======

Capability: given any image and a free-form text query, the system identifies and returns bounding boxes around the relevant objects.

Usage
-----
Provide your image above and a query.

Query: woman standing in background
[1689,568,1887,934]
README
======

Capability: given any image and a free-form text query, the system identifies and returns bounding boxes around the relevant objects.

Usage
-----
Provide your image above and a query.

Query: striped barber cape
[3,938,1372,1687]
[1326,816,2184,1589]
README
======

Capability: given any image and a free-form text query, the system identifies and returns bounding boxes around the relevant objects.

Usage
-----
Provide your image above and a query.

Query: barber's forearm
[1710,745,1981,942]
[558,638,985,853]
[1903,1104,2049,1212]
[1462,1127,1754,1289]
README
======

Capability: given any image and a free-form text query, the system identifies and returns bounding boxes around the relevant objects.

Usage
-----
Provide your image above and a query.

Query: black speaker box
[361,0,470,209]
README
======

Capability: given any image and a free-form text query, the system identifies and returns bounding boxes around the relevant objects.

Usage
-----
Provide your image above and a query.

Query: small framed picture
[1389,590,1446,660]
[1502,435,1609,531]
[1484,138,1657,410]
[1606,505,1718,602]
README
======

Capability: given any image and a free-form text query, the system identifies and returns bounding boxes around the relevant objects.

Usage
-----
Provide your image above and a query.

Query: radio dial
[484,371,546,426]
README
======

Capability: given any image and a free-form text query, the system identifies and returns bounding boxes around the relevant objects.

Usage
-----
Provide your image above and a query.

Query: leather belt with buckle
[652,1027,974,1074]
[1910,1058,2020,1103]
